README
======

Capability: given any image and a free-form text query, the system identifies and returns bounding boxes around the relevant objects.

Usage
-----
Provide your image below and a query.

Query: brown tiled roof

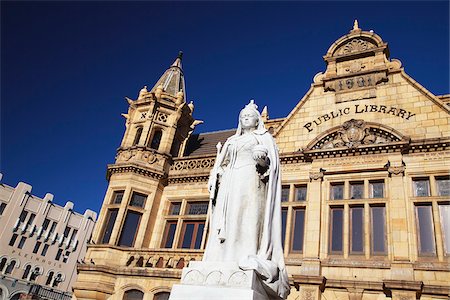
[184,129,236,157]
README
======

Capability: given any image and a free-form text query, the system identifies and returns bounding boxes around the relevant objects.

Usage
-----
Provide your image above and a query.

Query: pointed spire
[261,106,269,122]
[170,51,183,69]
[351,19,361,33]
[150,51,186,99]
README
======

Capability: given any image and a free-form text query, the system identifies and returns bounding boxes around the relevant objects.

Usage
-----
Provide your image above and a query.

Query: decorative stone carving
[309,171,324,181]
[388,166,405,176]
[336,39,376,55]
[302,288,315,300]
[345,61,366,73]
[228,271,248,287]
[311,119,401,150]
[184,270,205,285]
[157,112,168,123]
[205,271,222,285]
[170,157,215,172]
[116,147,159,166]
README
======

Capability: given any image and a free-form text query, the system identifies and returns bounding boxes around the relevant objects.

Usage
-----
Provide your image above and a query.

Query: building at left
[0,173,97,300]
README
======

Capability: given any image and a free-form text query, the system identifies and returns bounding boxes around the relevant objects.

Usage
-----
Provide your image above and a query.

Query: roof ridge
[196,128,236,135]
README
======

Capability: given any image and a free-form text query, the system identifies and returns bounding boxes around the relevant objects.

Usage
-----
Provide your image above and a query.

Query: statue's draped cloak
[203,122,290,299]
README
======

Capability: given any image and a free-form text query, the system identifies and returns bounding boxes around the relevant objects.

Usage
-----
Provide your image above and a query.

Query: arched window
[22,265,31,279]
[45,271,54,285]
[149,130,162,150]
[29,267,40,281]
[123,289,144,300]
[135,257,144,267]
[0,257,7,273]
[154,292,170,300]
[5,260,16,274]
[133,127,143,146]
[52,273,63,287]
[155,257,164,268]
[175,258,185,269]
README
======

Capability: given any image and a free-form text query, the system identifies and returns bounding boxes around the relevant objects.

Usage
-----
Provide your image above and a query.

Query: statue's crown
[245,99,259,111]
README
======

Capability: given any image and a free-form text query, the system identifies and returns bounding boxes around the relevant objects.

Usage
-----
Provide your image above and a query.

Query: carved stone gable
[310,119,402,150]
[336,38,376,56]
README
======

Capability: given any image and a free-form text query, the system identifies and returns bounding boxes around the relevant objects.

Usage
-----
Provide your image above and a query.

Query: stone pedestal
[169,261,281,300]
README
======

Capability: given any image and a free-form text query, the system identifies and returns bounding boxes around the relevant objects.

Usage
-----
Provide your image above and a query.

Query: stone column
[387,163,410,262]
[383,280,423,300]
[293,275,326,300]
[300,171,324,277]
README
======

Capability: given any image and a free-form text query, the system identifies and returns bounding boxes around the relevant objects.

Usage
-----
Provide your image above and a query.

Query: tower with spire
[90,52,201,250]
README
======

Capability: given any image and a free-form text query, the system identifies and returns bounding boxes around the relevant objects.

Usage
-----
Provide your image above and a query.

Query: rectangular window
[295,185,307,201]
[350,182,364,199]
[416,205,436,255]
[41,244,49,256]
[129,192,147,208]
[436,176,450,196]
[112,190,125,204]
[42,218,50,231]
[187,202,209,215]
[33,241,42,254]
[169,203,181,215]
[413,178,430,197]
[63,226,71,238]
[291,209,305,252]
[9,234,18,246]
[69,229,78,244]
[281,209,287,249]
[55,249,63,260]
[162,221,177,248]
[371,206,386,254]
[330,208,344,252]
[118,211,142,247]
[27,213,36,225]
[439,204,450,255]
[281,186,290,202]
[18,236,27,249]
[101,209,118,244]
[0,202,6,215]
[331,183,344,200]
[48,222,57,235]
[179,221,205,249]
[369,180,384,198]
[19,210,28,223]
[350,207,364,254]
[63,251,70,263]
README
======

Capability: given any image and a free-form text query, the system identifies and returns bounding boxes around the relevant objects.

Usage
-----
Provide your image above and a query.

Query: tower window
[112,190,124,204]
[118,211,142,247]
[132,127,143,146]
[129,192,147,208]
[149,130,162,150]
[101,209,118,244]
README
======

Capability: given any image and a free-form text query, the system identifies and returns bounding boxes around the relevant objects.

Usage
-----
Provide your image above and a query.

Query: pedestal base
[168,261,281,300]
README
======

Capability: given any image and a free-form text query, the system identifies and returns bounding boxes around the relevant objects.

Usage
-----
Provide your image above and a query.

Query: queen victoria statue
[202,100,290,299]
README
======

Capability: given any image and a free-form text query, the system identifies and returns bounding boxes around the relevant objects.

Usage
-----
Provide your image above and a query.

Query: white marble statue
[203,100,290,299]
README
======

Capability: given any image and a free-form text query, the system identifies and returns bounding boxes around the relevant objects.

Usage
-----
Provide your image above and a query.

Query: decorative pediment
[335,38,377,56]
[307,119,406,150]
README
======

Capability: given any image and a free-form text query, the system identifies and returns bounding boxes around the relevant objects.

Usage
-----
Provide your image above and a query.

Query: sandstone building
[73,22,450,300]
[0,174,97,300]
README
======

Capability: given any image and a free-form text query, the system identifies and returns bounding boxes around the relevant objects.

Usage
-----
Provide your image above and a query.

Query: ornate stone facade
[73,22,450,300]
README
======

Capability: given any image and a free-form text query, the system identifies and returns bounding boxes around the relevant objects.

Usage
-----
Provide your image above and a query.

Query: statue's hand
[252,145,268,166]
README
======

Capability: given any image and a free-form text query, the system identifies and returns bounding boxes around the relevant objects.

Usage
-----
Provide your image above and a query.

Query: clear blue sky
[2,1,449,215]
